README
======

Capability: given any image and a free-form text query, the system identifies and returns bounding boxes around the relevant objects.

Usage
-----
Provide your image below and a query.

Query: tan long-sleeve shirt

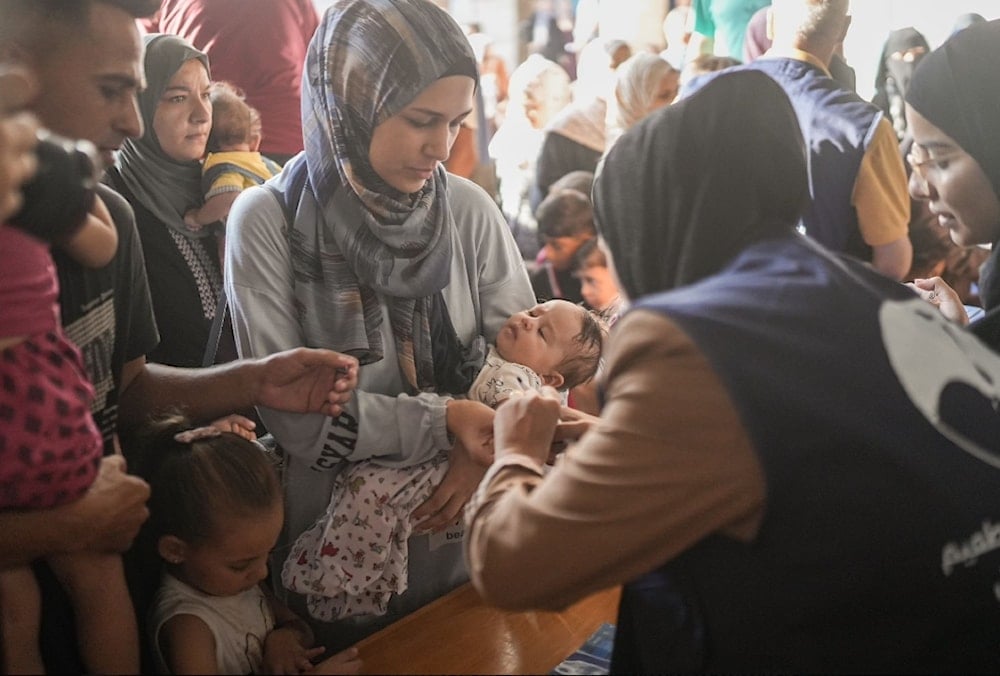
[465,309,767,611]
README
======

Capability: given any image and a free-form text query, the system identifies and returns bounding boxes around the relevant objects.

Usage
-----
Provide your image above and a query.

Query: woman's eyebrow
[407,106,474,119]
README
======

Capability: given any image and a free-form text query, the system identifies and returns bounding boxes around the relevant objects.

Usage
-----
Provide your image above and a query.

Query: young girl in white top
[134,414,362,674]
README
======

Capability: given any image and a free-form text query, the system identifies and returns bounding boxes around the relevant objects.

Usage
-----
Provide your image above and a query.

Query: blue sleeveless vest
[747,58,881,260]
[612,236,1000,672]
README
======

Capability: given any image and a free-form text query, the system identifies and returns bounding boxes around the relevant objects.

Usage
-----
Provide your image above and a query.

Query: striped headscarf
[288,0,478,392]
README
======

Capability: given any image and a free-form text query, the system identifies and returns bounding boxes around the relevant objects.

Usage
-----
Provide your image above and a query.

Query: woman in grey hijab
[106,34,222,368]
[225,0,533,649]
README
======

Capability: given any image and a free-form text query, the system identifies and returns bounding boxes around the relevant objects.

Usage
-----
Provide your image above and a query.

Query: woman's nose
[192,95,211,123]
[424,126,452,162]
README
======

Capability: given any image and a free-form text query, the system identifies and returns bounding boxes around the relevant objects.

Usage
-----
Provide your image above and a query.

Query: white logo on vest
[880,298,1000,470]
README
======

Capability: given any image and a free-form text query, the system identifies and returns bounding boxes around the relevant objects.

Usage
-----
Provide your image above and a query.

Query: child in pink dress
[0,187,140,674]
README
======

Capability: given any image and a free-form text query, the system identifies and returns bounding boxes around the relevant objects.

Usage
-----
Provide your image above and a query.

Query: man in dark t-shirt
[52,184,160,455]
[1,3,360,671]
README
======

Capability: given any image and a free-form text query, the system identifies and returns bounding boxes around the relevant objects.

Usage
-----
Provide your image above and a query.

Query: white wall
[844,1,999,100]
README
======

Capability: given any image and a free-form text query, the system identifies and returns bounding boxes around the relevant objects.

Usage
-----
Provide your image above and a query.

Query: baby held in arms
[283,299,605,621]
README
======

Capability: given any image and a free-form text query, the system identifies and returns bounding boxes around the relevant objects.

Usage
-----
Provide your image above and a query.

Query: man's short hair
[0,0,158,56]
[771,0,849,43]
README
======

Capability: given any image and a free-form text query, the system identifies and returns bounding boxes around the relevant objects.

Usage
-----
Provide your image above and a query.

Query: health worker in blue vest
[465,69,1000,672]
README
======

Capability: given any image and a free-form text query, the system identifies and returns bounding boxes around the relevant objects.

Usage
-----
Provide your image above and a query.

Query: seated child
[133,414,362,675]
[183,82,282,261]
[529,188,596,304]
[282,300,604,621]
[0,195,140,674]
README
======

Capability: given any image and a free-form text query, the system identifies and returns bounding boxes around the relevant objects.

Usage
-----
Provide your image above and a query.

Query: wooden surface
[355,583,621,675]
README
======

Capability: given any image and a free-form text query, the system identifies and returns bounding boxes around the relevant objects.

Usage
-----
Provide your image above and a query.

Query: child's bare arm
[160,613,219,674]
[0,567,44,674]
[48,551,140,674]
[184,191,241,231]
[61,192,117,268]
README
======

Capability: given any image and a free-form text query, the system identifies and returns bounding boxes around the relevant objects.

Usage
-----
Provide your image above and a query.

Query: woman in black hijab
[905,19,1000,351]
[465,69,1000,672]
[872,27,930,140]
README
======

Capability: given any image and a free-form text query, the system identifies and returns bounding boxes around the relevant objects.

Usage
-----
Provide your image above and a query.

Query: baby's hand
[306,647,362,675]
[183,208,203,232]
[262,627,325,675]
[207,414,257,440]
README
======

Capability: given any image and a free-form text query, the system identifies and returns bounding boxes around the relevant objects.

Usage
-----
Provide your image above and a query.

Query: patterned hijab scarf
[287,0,478,392]
[116,35,221,322]
[906,20,1000,310]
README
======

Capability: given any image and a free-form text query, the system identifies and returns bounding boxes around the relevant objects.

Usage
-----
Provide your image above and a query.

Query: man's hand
[254,348,359,416]
[68,455,150,553]
[493,388,562,466]
[0,67,38,222]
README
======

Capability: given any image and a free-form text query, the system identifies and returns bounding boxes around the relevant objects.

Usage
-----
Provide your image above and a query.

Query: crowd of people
[2,0,1000,673]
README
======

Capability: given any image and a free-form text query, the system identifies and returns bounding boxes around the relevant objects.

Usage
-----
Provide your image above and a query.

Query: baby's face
[495,299,584,387]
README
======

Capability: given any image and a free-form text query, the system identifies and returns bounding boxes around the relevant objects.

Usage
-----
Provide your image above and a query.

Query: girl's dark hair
[131,412,281,544]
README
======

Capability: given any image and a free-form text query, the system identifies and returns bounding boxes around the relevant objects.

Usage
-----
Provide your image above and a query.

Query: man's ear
[542,372,565,389]
[158,535,188,565]
[836,14,852,44]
